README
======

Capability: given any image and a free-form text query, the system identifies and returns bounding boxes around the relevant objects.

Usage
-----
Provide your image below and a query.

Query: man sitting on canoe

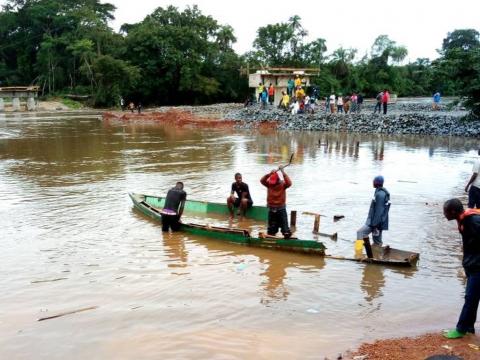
[227,173,253,219]
[442,198,480,339]
[260,167,292,239]
[161,182,187,232]
[356,175,391,252]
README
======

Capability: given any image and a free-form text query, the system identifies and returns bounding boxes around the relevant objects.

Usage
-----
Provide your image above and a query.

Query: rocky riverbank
[224,100,479,137]
[102,99,479,137]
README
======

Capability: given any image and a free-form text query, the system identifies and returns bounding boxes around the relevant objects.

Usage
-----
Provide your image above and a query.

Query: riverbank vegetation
[0,1,478,115]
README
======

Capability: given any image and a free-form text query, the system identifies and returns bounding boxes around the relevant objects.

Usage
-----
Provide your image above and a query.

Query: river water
[0,113,478,359]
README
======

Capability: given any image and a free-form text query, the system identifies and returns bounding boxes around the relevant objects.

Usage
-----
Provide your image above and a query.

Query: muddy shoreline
[345,332,480,360]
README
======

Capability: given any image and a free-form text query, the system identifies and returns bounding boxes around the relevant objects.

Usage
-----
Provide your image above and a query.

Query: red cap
[268,172,279,185]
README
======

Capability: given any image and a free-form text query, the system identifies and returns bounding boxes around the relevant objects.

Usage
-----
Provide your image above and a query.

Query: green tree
[435,29,480,116]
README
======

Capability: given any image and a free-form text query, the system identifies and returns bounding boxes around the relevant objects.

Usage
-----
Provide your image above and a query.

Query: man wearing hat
[260,167,292,239]
[356,176,391,251]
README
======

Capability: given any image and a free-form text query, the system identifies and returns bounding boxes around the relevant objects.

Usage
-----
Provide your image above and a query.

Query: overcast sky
[2,0,479,61]
[104,0,480,62]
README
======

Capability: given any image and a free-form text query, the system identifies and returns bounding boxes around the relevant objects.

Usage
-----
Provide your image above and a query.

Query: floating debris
[37,306,98,321]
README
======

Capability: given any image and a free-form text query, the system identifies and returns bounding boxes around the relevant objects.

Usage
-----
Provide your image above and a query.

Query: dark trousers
[457,271,480,333]
[373,102,381,113]
[267,207,291,237]
[468,186,480,208]
[383,102,388,114]
[161,214,181,232]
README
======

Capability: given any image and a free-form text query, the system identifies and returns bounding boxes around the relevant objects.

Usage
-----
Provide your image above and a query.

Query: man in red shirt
[382,89,390,115]
[268,83,275,105]
[260,167,292,238]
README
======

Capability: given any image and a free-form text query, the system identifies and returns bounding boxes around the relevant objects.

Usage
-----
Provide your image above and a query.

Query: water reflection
[361,265,385,303]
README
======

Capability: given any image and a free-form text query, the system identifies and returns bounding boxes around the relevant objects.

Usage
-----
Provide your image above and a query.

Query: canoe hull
[129,193,326,255]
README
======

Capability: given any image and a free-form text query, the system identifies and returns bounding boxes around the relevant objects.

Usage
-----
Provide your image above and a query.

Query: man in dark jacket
[161,182,187,232]
[356,175,390,247]
[260,167,292,239]
[443,198,480,338]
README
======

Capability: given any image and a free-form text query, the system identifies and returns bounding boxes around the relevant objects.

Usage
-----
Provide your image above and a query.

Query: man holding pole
[260,166,292,239]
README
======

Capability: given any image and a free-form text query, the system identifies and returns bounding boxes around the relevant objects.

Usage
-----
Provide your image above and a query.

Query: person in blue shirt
[261,88,268,109]
[287,78,295,97]
[433,92,441,110]
[356,175,391,253]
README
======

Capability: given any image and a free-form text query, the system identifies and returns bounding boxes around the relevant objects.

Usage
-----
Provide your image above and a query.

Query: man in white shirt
[329,94,336,113]
[465,149,480,208]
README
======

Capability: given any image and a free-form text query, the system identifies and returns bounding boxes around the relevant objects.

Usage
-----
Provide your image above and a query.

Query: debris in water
[31,278,68,284]
[37,306,98,321]
[397,180,418,183]
[236,263,247,271]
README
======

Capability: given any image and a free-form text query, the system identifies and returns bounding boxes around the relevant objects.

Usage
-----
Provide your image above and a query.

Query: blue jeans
[357,225,383,245]
[468,186,480,209]
[457,271,480,333]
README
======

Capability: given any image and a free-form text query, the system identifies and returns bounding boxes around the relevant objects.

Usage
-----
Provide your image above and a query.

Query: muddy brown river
[0,113,477,359]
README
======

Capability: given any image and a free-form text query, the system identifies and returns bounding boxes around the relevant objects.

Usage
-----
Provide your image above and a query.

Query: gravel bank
[225,101,478,137]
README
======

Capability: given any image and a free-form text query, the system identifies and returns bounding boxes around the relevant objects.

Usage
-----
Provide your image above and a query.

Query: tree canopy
[0,3,479,115]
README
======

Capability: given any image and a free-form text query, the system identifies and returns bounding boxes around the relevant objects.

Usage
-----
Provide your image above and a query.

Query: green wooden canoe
[129,193,326,255]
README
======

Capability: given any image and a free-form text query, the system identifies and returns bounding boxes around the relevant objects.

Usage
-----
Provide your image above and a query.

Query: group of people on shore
[255,78,394,115]
[119,96,142,114]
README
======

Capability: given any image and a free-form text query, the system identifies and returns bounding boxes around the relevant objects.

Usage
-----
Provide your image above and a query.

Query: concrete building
[0,86,39,111]
[248,68,319,105]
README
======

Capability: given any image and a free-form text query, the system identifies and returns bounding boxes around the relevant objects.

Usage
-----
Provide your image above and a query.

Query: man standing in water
[442,198,480,338]
[161,182,187,232]
[227,173,253,219]
[356,176,390,253]
[465,149,480,209]
[260,167,292,239]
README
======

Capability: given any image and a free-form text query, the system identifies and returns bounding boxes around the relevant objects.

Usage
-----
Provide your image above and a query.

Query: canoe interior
[129,193,325,254]
[142,194,268,221]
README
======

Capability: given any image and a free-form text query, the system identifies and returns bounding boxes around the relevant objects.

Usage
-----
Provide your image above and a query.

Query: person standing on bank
[382,89,390,115]
[465,149,480,209]
[260,167,292,239]
[161,182,187,232]
[227,173,253,219]
[373,91,383,114]
[356,176,391,252]
[442,198,480,338]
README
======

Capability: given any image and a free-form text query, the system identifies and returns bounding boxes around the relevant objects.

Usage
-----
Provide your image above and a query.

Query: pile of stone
[225,105,479,137]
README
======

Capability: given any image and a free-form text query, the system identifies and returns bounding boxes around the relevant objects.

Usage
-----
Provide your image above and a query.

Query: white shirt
[472,160,480,188]
[337,96,343,105]
[291,101,299,115]
[329,95,335,103]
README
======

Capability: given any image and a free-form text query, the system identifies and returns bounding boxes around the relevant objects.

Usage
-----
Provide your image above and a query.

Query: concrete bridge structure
[0,86,39,111]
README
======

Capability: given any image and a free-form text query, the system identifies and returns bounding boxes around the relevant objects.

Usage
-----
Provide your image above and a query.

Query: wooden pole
[290,210,297,228]
[313,215,320,233]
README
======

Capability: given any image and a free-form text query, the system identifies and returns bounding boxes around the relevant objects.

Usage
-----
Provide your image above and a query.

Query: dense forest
[0,0,479,115]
